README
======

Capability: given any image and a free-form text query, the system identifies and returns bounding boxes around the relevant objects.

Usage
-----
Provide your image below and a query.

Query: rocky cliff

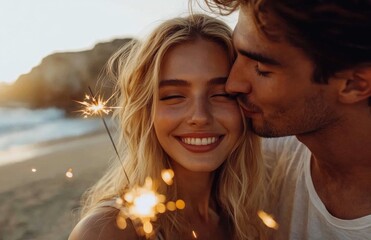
[0,38,132,111]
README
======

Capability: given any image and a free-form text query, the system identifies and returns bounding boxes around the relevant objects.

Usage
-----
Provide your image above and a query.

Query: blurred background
[0,0,236,239]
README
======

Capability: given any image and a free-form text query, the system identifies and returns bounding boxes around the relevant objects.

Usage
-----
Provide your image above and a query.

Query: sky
[0,0,237,84]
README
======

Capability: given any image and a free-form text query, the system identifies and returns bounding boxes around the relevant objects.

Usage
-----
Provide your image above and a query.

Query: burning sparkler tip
[257,210,279,230]
[192,230,198,239]
[161,169,175,185]
[66,168,73,178]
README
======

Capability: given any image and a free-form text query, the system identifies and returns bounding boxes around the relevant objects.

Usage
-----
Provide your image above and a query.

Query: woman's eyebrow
[159,79,190,88]
[159,77,228,88]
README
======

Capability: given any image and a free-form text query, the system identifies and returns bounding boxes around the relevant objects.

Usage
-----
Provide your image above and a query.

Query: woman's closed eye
[160,95,185,101]
[211,92,237,100]
[159,94,187,105]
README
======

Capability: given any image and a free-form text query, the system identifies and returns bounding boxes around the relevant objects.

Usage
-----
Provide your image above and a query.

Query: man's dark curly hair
[199,0,371,84]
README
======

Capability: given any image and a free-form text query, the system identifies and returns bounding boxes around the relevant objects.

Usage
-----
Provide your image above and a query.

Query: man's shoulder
[68,207,139,240]
[262,136,303,152]
[262,136,308,167]
[263,136,310,199]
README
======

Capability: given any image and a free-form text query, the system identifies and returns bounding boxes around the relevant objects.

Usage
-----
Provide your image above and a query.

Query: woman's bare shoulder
[68,207,139,240]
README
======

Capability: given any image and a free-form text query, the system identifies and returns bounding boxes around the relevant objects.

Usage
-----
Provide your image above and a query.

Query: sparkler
[78,90,184,237]
[257,210,279,230]
[114,171,184,238]
[192,230,198,239]
[77,89,118,118]
[79,86,129,183]
[161,169,174,185]
[65,168,73,178]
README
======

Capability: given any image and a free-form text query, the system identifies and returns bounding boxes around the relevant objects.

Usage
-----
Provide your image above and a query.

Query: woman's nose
[186,99,211,126]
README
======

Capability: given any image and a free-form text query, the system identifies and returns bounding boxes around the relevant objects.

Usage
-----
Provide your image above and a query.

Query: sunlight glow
[0,0,237,84]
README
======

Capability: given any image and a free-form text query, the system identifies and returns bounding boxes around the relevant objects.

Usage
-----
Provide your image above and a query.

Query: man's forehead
[234,8,289,49]
[233,10,300,68]
[233,10,260,48]
[236,7,254,30]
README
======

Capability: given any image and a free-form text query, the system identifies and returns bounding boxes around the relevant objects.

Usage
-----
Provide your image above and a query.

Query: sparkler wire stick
[88,86,130,184]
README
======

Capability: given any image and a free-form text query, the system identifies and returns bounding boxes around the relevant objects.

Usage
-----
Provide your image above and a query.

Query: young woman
[69,14,266,240]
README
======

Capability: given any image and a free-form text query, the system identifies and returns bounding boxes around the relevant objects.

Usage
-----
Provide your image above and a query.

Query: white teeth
[181,137,218,146]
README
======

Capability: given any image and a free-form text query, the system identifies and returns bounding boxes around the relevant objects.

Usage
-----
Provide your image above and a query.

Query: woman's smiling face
[154,38,243,172]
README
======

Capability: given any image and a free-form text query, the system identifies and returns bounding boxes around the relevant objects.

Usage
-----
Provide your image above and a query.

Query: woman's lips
[176,135,224,153]
[181,136,219,145]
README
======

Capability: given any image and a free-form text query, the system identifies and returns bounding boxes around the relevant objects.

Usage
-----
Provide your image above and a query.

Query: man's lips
[237,98,261,117]
[239,105,261,117]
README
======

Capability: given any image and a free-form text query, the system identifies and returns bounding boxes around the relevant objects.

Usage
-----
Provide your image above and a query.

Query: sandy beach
[0,132,115,240]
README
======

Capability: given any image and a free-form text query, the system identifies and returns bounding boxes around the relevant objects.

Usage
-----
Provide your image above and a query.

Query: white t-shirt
[263,136,371,240]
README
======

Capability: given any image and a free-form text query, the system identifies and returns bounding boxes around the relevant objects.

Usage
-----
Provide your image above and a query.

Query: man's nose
[226,58,252,95]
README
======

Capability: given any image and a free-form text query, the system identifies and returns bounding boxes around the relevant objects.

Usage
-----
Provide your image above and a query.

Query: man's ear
[337,66,371,104]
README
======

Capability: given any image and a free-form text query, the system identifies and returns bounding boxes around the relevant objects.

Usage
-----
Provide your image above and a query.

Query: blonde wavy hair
[80,13,266,240]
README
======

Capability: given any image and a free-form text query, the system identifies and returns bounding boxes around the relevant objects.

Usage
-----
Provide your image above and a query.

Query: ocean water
[0,107,103,165]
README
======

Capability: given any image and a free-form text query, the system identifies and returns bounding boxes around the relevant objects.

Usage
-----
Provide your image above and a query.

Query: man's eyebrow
[159,79,190,88]
[238,49,281,66]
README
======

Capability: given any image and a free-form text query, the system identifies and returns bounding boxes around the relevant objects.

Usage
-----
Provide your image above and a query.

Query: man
[199,0,371,239]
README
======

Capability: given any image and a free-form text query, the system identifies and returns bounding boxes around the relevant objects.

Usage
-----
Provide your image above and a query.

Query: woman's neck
[172,163,216,221]
[167,163,230,240]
